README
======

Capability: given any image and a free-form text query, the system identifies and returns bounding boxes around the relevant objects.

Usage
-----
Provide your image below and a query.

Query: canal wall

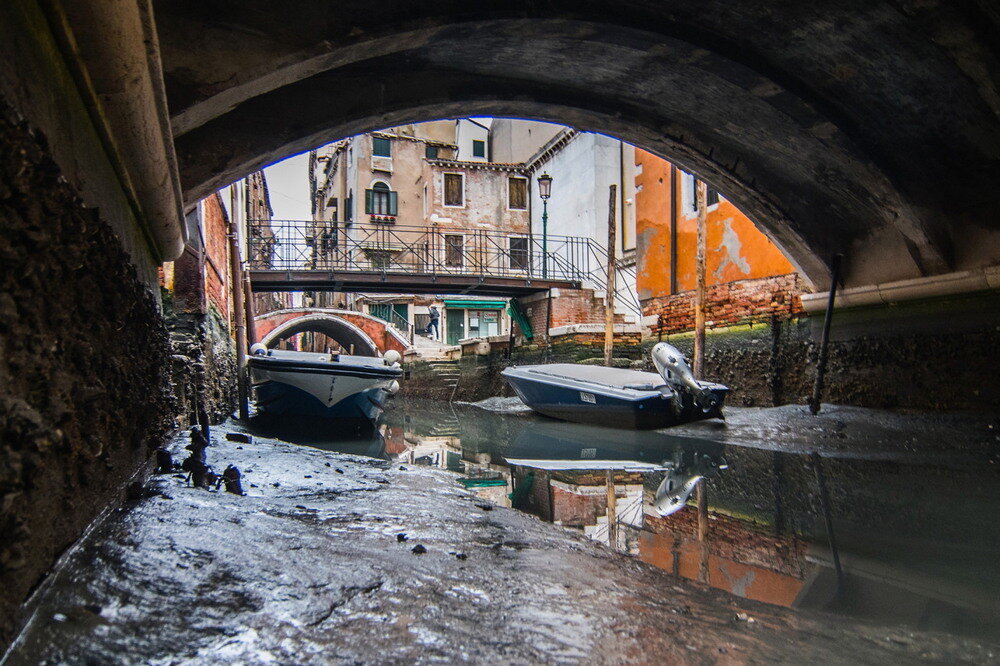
[402,293,1000,412]
[0,102,175,647]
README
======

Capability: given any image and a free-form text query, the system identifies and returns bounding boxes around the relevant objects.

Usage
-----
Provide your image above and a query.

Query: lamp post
[537,173,552,278]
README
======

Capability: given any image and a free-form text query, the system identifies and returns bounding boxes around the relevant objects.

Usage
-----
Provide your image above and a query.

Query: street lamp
[537,173,553,278]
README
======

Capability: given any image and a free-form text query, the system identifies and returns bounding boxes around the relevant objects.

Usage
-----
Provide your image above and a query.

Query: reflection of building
[242,170,293,316]
[641,509,807,607]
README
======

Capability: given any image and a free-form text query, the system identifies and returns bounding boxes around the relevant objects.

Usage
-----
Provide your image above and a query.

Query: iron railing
[249,219,641,316]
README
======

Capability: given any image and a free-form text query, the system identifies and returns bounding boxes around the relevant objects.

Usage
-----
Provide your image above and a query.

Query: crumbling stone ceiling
[154,1,1000,289]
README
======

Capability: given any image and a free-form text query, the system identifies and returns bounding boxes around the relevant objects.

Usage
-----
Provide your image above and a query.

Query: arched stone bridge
[254,308,411,357]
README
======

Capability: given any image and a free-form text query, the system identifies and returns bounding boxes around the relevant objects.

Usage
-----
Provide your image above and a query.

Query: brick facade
[517,288,625,340]
[644,273,806,336]
[201,193,231,323]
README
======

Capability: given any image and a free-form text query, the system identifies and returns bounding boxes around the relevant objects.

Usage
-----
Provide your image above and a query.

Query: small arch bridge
[254,308,411,357]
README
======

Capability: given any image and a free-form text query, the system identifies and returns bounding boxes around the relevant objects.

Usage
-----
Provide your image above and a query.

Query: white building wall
[530,133,639,318]
[455,118,491,162]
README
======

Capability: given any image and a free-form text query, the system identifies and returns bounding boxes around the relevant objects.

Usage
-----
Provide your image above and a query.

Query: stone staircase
[425,360,462,399]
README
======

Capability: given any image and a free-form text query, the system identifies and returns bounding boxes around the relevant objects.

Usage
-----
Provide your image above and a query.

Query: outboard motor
[651,342,721,412]
[652,469,703,517]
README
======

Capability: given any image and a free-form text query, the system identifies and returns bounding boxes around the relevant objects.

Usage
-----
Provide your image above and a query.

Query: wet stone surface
[5,427,998,664]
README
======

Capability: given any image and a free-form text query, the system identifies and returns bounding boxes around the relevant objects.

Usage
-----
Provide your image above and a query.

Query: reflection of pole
[812,452,845,602]
[693,180,708,377]
[604,185,618,367]
[244,272,257,345]
[542,199,549,279]
[810,254,843,414]
[696,480,709,584]
[606,468,618,550]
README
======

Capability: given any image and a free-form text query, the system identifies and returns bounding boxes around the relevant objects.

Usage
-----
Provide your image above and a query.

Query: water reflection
[252,400,1000,641]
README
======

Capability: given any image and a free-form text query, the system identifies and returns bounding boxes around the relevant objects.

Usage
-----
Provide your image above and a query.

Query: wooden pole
[605,468,618,550]
[696,479,709,583]
[229,186,249,420]
[693,179,708,377]
[604,185,618,367]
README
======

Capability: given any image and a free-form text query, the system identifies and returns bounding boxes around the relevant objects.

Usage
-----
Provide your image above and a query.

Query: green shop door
[446,308,465,345]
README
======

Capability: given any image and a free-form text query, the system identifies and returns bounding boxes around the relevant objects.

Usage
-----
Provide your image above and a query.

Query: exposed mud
[5,427,997,664]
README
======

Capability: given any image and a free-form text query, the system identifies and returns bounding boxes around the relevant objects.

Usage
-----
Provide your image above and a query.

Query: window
[326,196,338,221]
[445,234,464,267]
[346,190,353,223]
[365,182,398,217]
[372,136,391,157]
[686,175,720,212]
[443,173,464,206]
[509,236,529,270]
[472,140,486,158]
[508,177,527,210]
[425,145,439,159]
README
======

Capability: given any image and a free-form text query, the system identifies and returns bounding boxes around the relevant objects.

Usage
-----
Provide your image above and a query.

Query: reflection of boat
[502,343,728,429]
[249,345,401,421]
[496,420,725,465]
[245,414,389,459]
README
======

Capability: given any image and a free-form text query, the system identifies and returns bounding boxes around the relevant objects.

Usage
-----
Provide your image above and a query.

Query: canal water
[245,399,1000,643]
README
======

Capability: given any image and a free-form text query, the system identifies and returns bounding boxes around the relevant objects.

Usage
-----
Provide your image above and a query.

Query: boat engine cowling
[651,342,720,412]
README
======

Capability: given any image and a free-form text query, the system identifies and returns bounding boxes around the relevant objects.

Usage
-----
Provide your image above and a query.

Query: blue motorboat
[501,342,728,429]
[249,345,402,422]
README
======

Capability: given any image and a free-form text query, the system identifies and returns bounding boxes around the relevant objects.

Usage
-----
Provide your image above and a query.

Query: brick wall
[201,193,231,323]
[517,288,624,340]
[644,273,806,336]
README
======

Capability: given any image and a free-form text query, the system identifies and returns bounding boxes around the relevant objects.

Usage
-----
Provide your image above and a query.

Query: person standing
[427,305,440,340]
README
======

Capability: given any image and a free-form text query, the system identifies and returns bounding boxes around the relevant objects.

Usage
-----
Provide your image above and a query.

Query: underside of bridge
[157,0,1000,291]
[1,0,999,653]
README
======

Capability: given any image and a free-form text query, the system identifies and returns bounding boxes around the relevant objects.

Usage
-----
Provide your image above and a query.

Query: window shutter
[365,189,373,214]
[388,191,398,216]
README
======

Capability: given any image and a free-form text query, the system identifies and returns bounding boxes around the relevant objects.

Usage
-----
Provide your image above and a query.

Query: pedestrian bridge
[254,308,411,356]
[248,219,604,298]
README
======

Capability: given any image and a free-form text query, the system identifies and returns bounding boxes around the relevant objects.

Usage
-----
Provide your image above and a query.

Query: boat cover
[517,364,666,391]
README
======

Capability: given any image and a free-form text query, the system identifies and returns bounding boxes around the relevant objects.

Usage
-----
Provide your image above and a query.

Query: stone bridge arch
[156,2,1000,292]
[255,308,410,357]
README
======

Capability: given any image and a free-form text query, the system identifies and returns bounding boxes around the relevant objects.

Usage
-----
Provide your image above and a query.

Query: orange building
[634,149,806,334]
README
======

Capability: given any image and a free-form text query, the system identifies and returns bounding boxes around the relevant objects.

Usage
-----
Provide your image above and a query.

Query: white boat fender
[383,349,402,366]
[250,343,268,356]
[387,380,401,395]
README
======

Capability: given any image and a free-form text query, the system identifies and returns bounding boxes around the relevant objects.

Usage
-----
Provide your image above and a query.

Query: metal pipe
[809,253,843,415]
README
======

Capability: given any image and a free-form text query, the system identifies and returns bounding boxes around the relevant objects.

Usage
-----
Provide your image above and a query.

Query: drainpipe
[229,186,249,420]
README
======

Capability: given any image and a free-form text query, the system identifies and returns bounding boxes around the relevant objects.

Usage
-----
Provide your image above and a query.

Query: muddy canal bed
[5,402,1000,664]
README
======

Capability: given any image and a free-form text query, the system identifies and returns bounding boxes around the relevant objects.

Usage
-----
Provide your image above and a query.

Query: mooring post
[229,186,249,421]
[809,254,843,415]
[604,184,618,367]
[693,179,708,377]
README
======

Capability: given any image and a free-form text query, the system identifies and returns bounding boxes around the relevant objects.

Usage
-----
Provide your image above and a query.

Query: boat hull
[502,365,727,430]
[249,352,401,421]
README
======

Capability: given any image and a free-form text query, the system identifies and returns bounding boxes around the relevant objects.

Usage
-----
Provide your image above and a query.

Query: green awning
[443,299,505,309]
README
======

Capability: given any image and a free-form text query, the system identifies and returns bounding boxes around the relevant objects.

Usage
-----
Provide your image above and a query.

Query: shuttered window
[365,182,398,217]
[372,136,391,157]
[509,236,528,270]
[508,177,527,210]
[444,173,464,206]
[445,234,464,267]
